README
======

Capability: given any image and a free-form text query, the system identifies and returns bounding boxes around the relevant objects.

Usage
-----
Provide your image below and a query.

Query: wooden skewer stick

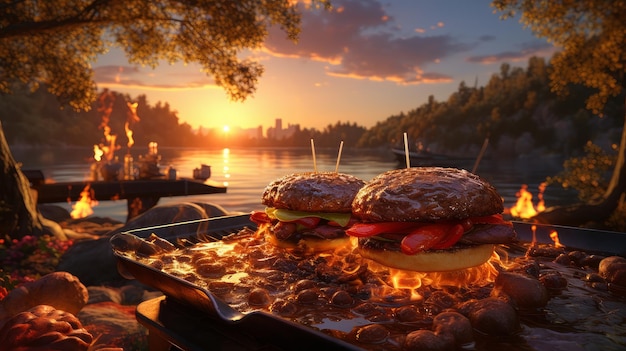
[472,137,489,173]
[403,132,411,168]
[335,141,344,173]
[311,139,318,173]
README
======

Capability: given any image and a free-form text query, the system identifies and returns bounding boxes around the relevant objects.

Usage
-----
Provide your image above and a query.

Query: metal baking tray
[111,214,362,350]
[111,214,626,350]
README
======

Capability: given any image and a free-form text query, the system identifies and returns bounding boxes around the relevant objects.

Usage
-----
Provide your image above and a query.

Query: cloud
[466,41,556,64]
[264,0,469,84]
[93,65,217,91]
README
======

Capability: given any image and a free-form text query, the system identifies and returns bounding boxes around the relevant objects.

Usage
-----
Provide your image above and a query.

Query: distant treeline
[1,56,623,157]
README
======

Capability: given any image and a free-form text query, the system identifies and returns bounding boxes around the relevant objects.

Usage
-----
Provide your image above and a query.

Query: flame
[93,145,104,162]
[549,230,564,248]
[97,90,117,162]
[70,184,99,219]
[124,122,134,149]
[360,250,504,302]
[125,102,140,149]
[509,183,546,219]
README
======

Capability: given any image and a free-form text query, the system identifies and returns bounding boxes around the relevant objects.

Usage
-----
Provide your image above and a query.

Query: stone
[0,272,88,325]
[78,301,147,350]
[492,271,549,309]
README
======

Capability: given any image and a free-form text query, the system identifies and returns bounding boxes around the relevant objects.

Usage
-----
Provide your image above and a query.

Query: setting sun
[223,125,230,133]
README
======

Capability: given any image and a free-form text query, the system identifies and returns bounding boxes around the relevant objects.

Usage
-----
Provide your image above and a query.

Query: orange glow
[549,230,564,248]
[363,251,503,301]
[70,184,98,219]
[124,121,134,149]
[93,145,104,162]
[509,183,546,219]
[530,225,537,246]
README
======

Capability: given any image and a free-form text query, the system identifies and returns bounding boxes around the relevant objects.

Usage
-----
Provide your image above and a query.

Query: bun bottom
[261,227,352,253]
[359,244,495,272]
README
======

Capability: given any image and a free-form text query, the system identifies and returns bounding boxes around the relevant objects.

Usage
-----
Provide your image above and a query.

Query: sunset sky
[93,0,556,133]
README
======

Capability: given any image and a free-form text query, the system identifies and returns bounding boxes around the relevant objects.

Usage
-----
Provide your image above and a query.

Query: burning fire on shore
[69,184,98,219]
[507,182,546,219]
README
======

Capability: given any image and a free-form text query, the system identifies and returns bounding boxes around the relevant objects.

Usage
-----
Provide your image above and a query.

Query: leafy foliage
[0,0,330,110]
[492,0,626,115]
[357,57,622,158]
[0,235,74,299]
[547,142,616,202]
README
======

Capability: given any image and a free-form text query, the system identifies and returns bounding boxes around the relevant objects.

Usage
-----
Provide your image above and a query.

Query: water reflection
[222,148,230,187]
[11,146,575,222]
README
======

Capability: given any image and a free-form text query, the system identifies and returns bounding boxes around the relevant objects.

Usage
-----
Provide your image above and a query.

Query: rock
[492,271,549,309]
[38,204,72,222]
[460,297,520,336]
[107,202,223,240]
[192,202,231,217]
[57,236,121,286]
[0,272,88,325]
[598,256,626,286]
[598,256,626,296]
[87,286,123,304]
[432,311,474,345]
[79,301,147,350]
[0,304,93,351]
[64,216,124,236]
[404,329,455,351]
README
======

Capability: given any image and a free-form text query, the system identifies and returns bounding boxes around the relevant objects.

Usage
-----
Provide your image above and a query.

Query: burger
[348,167,516,272]
[250,172,365,252]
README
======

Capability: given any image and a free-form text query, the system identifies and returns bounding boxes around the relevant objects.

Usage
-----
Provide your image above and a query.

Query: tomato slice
[294,216,321,229]
[400,224,446,255]
[431,223,465,249]
[328,216,360,228]
[250,210,271,224]
[346,222,420,237]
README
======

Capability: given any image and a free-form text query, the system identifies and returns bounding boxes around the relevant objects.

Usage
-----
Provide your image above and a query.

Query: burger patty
[263,172,366,212]
[459,224,517,244]
[272,221,347,241]
[358,224,516,252]
[352,167,504,222]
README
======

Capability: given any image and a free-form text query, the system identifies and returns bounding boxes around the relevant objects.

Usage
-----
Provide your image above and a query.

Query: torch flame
[125,102,140,150]
[70,184,99,219]
[93,145,104,162]
[124,121,134,149]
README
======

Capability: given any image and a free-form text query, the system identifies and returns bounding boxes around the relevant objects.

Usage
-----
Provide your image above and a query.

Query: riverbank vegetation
[1,57,622,159]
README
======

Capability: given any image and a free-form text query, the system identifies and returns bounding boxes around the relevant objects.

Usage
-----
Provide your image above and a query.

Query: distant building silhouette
[266,118,298,140]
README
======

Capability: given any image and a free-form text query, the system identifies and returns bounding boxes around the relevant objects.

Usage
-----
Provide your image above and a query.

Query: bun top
[262,172,366,213]
[352,167,504,222]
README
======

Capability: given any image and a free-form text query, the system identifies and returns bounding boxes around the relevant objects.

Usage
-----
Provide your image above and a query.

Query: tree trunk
[533,98,626,227]
[0,121,65,239]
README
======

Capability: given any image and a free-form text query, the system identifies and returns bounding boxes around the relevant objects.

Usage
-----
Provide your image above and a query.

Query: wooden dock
[30,177,227,221]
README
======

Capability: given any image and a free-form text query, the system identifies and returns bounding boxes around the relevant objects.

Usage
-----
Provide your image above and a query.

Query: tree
[492,1,626,226]
[0,0,330,238]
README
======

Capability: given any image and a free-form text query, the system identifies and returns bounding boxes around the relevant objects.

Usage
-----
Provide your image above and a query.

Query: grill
[111,215,626,351]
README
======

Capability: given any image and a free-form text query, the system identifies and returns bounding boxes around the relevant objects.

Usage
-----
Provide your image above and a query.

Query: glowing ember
[70,184,98,219]
[509,183,546,219]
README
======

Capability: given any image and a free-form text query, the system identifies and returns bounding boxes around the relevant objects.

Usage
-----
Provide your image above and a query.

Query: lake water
[12,146,575,222]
